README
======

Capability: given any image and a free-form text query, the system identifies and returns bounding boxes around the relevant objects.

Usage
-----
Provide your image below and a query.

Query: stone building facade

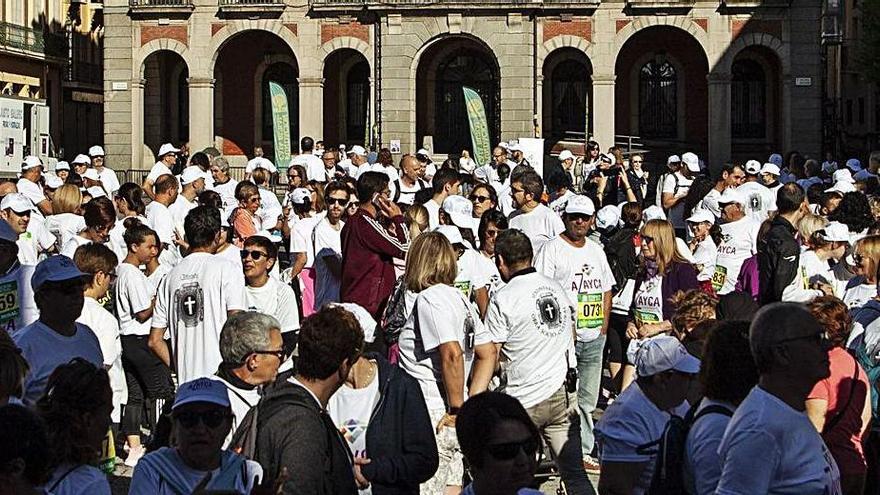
[104,0,823,173]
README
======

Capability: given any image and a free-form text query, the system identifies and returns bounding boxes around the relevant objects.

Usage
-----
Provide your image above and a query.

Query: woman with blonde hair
[397,232,496,495]
[798,213,829,247]
[844,235,880,309]
[46,184,86,251]
[405,204,429,240]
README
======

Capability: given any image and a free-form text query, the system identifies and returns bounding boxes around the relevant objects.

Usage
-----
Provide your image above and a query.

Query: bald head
[750,302,823,373]
[0,181,17,197]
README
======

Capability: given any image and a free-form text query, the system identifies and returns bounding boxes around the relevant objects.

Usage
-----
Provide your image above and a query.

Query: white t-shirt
[15,234,39,265]
[130,447,261,495]
[453,249,492,304]
[485,270,574,408]
[534,236,614,342]
[737,181,776,221]
[152,252,247,384]
[662,172,694,228]
[78,297,127,423]
[14,320,103,406]
[389,178,427,206]
[290,215,324,268]
[291,153,325,182]
[214,375,261,449]
[44,463,111,495]
[245,277,300,335]
[714,216,761,295]
[257,187,283,230]
[97,167,120,195]
[60,234,92,259]
[633,273,664,325]
[692,237,718,283]
[715,386,841,495]
[312,217,344,310]
[843,277,876,309]
[16,178,46,206]
[398,284,489,413]
[424,199,442,230]
[595,382,689,495]
[548,190,576,216]
[0,263,37,336]
[683,399,736,495]
[168,195,198,238]
[146,201,176,245]
[509,204,565,254]
[781,250,830,303]
[215,244,243,273]
[213,179,240,212]
[146,161,172,183]
[116,263,154,336]
[328,369,382,464]
[26,212,55,252]
[45,213,86,252]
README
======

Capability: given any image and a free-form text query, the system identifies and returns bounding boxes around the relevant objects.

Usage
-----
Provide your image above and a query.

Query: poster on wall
[518,138,545,178]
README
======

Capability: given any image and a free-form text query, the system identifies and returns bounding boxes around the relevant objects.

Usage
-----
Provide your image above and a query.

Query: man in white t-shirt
[389,154,428,205]
[482,228,591,493]
[290,136,325,182]
[595,336,697,495]
[424,168,461,230]
[242,235,299,366]
[149,206,248,384]
[17,156,52,217]
[210,157,240,213]
[169,167,205,239]
[145,174,180,259]
[661,151,699,235]
[89,145,120,196]
[508,169,564,254]
[143,143,179,200]
[716,303,841,494]
[714,188,761,295]
[534,195,615,474]
[737,160,777,221]
[702,163,746,218]
[245,148,277,181]
[14,255,103,405]
[312,182,348,310]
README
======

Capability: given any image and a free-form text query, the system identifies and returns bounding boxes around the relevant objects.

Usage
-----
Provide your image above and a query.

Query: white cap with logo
[88,145,105,157]
[442,195,474,229]
[21,156,42,171]
[564,195,596,216]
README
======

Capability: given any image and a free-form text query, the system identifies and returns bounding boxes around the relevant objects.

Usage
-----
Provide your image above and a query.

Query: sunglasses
[240,250,270,261]
[252,349,286,360]
[470,195,491,203]
[486,438,539,460]
[175,410,230,429]
[776,333,833,350]
[327,197,349,206]
[641,234,655,244]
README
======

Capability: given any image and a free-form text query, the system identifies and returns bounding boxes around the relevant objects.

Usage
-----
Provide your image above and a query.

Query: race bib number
[711,266,728,292]
[0,280,21,323]
[577,293,604,330]
[635,310,660,326]
[454,281,472,300]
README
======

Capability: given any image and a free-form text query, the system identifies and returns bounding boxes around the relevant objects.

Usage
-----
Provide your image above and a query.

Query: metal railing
[220,0,284,4]
[0,21,66,58]
[129,0,194,6]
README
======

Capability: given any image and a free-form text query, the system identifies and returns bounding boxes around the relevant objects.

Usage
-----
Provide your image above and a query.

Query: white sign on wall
[518,138,545,178]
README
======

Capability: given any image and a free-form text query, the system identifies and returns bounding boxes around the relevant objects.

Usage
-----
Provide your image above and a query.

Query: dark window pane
[731,59,766,139]
[639,60,677,138]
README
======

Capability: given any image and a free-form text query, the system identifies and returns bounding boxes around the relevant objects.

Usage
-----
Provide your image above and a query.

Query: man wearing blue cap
[13,255,103,405]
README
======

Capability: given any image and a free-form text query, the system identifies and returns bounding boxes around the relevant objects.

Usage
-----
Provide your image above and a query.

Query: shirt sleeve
[416,287,463,352]
[533,241,556,280]
[151,276,169,328]
[291,221,312,254]
[276,284,301,333]
[714,429,780,495]
[485,296,510,344]
[222,260,248,312]
[808,377,831,401]
[123,269,153,315]
[662,174,677,194]
[19,181,45,205]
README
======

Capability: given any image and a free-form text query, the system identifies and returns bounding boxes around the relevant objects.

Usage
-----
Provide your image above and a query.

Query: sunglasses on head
[326,197,349,206]
[486,438,539,460]
[175,410,230,429]
[240,250,269,261]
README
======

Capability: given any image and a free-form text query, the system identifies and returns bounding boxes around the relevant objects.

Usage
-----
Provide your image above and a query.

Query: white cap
[54,161,70,171]
[596,205,621,230]
[435,224,465,246]
[81,168,100,181]
[0,193,33,213]
[642,205,667,222]
[686,209,715,225]
[328,303,377,344]
[760,163,781,176]
[558,150,574,162]
[172,378,231,411]
[71,154,90,165]
[564,195,596,216]
[290,188,311,205]
[833,169,855,184]
[22,156,42,171]
[442,195,474,229]
[416,148,431,158]
[633,335,701,377]
[348,145,367,157]
[181,166,207,186]
[681,152,700,173]
[825,181,856,196]
[667,155,681,165]
[508,142,522,152]
[847,158,863,172]
[744,160,761,175]
[717,188,746,206]
[498,142,509,150]
[158,143,180,157]
[45,175,64,189]
[821,222,850,242]
[88,145,105,157]
[86,186,106,198]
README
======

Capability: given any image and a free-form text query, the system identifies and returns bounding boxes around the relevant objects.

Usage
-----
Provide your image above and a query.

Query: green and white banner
[268,81,291,172]
[462,86,491,166]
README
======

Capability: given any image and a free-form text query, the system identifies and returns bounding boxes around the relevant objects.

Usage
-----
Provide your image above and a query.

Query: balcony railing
[220,0,284,4]
[0,21,67,59]
[310,0,597,8]
[130,0,193,5]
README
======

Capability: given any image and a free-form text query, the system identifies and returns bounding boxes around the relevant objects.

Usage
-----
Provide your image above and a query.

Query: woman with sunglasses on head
[456,391,543,495]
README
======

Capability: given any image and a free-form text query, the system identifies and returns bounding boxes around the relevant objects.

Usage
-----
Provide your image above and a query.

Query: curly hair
[0,331,28,403]
[669,290,718,338]
[36,359,111,471]
[297,306,364,381]
[807,296,852,347]
[699,320,759,405]
[829,192,874,233]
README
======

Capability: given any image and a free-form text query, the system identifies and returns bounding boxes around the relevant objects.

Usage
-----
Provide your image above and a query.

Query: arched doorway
[542,48,592,146]
[416,36,500,157]
[323,49,370,148]
[214,31,298,161]
[142,50,189,160]
[730,46,782,160]
[615,26,709,156]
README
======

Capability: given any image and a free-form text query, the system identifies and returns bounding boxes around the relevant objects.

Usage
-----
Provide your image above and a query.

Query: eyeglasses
[175,410,230,429]
[240,250,270,261]
[493,154,504,158]
[641,234,655,244]
[252,349,286,360]
[470,195,491,203]
[632,159,643,164]
[486,438,539,460]
[247,196,260,203]
[511,187,525,195]
[775,333,833,349]
[327,197,349,206]
[567,213,592,223]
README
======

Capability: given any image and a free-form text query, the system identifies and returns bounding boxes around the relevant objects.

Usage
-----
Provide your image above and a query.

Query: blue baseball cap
[31,255,86,291]
[173,378,231,411]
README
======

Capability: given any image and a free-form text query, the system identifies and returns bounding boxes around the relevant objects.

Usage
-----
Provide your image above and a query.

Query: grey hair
[211,156,230,173]
[219,311,281,364]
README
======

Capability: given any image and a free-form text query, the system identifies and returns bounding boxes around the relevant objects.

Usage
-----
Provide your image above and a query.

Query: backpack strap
[691,404,734,424]
[48,465,80,493]
[393,179,402,203]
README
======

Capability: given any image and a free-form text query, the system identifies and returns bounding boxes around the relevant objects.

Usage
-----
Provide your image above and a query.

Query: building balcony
[721,0,791,8]
[219,0,286,15]
[129,0,195,15]
[626,0,694,10]
[0,21,67,61]
[310,0,599,11]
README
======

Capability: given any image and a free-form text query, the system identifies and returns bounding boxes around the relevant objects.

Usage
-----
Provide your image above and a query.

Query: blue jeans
[576,335,607,457]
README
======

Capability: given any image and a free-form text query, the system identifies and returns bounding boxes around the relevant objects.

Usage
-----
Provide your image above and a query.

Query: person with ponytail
[109,182,148,262]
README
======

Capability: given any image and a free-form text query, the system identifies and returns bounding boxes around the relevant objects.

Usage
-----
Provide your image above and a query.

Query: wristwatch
[447,407,460,415]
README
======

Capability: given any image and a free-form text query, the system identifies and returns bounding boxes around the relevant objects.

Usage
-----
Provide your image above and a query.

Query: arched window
[434,49,498,155]
[638,59,677,138]
[261,63,298,149]
[550,59,589,139]
[731,58,766,139]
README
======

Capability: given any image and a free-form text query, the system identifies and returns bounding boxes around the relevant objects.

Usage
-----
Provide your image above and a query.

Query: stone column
[188,77,215,153]
[535,74,544,137]
[130,79,146,170]
[298,77,324,146]
[591,72,616,148]
[707,71,732,174]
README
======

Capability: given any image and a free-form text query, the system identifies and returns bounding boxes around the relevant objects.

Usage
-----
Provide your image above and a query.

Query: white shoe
[124,445,146,467]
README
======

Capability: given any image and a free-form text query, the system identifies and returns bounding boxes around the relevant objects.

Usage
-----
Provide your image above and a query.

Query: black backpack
[636,401,733,495]
[380,275,408,345]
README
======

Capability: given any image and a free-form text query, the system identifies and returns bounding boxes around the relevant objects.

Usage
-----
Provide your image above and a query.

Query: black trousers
[120,334,175,438]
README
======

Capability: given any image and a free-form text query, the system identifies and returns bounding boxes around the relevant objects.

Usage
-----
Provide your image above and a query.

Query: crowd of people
[0,136,879,495]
